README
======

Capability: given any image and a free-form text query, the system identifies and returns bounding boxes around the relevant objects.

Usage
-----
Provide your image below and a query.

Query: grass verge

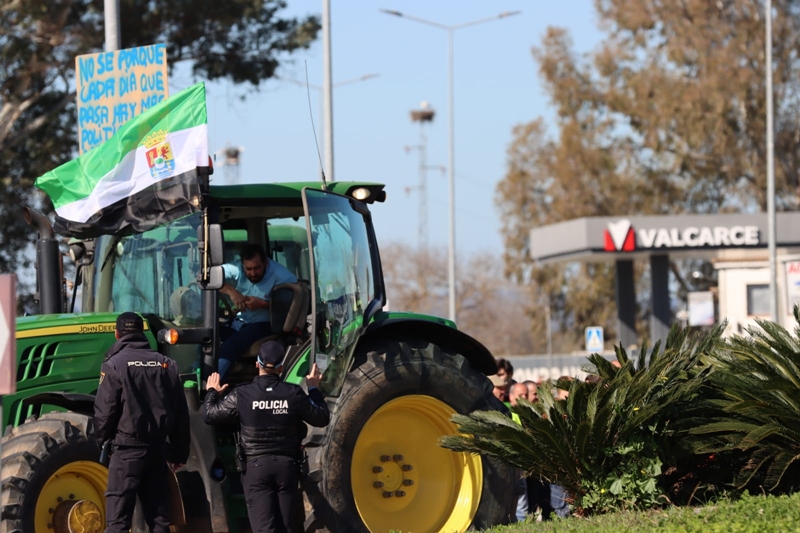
[482,492,800,533]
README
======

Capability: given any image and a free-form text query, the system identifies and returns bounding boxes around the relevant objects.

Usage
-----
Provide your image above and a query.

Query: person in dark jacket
[203,340,329,533]
[94,312,190,533]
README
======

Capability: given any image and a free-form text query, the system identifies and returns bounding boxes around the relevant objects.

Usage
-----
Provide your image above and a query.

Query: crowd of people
[491,357,572,522]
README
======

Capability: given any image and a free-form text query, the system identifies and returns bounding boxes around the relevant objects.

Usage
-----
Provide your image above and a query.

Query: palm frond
[695,306,800,492]
[763,451,800,490]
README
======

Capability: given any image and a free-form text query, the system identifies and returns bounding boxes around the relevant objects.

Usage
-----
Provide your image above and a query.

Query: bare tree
[381,243,536,356]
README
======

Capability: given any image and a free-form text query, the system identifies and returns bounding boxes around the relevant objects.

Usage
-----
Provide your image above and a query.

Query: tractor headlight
[351,187,371,201]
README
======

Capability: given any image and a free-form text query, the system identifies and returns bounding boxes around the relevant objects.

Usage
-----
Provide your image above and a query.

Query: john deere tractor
[1,179,515,533]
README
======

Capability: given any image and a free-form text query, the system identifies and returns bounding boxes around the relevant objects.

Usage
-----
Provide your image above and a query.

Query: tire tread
[0,413,96,533]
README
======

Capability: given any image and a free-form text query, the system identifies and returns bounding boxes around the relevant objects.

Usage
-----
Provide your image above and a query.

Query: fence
[504,353,618,383]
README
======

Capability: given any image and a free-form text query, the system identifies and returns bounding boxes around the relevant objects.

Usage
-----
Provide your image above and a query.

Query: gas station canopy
[528,213,800,349]
[529,213,800,264]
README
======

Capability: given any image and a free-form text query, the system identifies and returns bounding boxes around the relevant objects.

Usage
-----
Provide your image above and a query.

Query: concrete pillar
[650,254,671,347]
[615,260,637,349]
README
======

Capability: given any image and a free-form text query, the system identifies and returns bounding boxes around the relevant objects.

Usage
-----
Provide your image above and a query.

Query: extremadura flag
[36,82,209,238]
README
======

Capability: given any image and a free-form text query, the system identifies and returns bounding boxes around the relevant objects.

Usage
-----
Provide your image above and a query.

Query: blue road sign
[585,326,604,353]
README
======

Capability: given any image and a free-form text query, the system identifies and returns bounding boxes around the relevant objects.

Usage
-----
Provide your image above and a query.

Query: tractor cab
[73,183,386,395]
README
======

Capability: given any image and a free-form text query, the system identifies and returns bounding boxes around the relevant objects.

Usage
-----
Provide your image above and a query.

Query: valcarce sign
[604,219,760,252]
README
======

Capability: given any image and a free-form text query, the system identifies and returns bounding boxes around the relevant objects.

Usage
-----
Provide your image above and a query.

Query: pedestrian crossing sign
[585,326,604,353]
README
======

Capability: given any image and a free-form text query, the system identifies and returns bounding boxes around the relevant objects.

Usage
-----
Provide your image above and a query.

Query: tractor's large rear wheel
[303,338,516,533]
[0,412,107,533]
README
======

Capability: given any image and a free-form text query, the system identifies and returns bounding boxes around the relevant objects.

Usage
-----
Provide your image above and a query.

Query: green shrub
[579,438,663,513]
[441,325,724,514]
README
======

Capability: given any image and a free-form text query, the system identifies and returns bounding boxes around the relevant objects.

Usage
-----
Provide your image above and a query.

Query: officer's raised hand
[207,372,229,393]
[306,363,322,389]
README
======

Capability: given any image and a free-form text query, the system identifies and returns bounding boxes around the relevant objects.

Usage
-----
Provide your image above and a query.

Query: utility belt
[112,433,165,448]
[233,433,308,481]
[99,438,164,465]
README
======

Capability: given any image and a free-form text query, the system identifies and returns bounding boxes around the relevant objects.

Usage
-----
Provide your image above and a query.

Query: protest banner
[76,43,169,153]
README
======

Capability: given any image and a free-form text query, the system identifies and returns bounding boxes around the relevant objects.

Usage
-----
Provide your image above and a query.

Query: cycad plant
[441,325,724,514]
[689,307,800,492]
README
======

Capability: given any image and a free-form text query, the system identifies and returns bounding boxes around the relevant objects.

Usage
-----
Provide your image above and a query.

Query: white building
[716,251,800,337]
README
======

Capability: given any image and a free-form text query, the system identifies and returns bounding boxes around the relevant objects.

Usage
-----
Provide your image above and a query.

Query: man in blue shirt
[218,243,297,380]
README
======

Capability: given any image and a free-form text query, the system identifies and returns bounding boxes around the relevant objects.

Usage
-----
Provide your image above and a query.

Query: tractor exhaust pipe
[23,207,64,315]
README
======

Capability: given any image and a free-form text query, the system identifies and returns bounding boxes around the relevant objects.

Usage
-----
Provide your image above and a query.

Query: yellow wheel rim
[35,460,108,533]
[351,395,482,533]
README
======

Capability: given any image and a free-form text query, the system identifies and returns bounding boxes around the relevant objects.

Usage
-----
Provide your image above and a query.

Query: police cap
[258,341,285,368]
[116,312,144,335]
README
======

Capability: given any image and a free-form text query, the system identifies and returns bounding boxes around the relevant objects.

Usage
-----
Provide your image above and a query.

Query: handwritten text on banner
[75,44,169,153]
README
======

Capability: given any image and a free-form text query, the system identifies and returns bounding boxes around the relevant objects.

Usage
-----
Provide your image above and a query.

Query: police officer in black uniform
[94,312,190,533]
[203,340,329,533]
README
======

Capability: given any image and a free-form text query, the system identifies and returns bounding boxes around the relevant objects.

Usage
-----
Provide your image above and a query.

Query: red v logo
[604,220,635,251]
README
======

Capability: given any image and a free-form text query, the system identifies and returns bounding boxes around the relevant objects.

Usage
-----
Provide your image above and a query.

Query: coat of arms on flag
[142,129,176,179]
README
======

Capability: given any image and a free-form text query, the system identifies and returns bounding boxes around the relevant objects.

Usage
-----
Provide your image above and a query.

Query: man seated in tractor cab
[217,243,297,381]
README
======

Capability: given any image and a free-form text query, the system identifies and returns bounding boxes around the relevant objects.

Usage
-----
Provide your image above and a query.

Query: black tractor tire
[0,412,105,533]
[302,337,516,533]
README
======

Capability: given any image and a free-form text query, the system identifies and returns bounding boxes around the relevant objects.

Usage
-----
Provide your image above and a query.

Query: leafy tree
[0,0,319,302]
[497,0,800,347]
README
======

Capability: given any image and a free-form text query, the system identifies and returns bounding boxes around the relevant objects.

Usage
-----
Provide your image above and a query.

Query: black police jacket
[203,373,330,458]
[93,333,191,464]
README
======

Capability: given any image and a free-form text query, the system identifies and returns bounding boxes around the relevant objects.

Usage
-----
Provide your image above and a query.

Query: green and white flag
[36,82,209,238]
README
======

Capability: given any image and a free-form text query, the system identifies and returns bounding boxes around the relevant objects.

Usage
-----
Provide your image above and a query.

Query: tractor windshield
[303,188,382,396]
[85,213,203,325]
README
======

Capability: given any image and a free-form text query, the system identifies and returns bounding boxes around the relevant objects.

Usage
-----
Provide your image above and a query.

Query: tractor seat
[245,280,311,356]
[225,281,310,383]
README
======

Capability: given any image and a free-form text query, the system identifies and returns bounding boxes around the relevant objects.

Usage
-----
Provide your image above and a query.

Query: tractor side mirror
[208,224,224,266]
[197,224,225,266]
[205,266,224,290]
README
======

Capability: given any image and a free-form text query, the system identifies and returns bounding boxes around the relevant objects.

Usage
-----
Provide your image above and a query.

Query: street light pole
[381,8,521,323]
[322,0,334,181]
[766,0,778,322]
[447,28,456,323]
[104,0,121,51]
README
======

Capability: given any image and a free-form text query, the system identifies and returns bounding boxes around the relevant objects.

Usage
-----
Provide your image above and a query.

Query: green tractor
[1,179,515,533]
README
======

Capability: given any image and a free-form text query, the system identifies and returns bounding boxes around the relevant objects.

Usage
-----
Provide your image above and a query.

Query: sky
[170,0,603,258]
